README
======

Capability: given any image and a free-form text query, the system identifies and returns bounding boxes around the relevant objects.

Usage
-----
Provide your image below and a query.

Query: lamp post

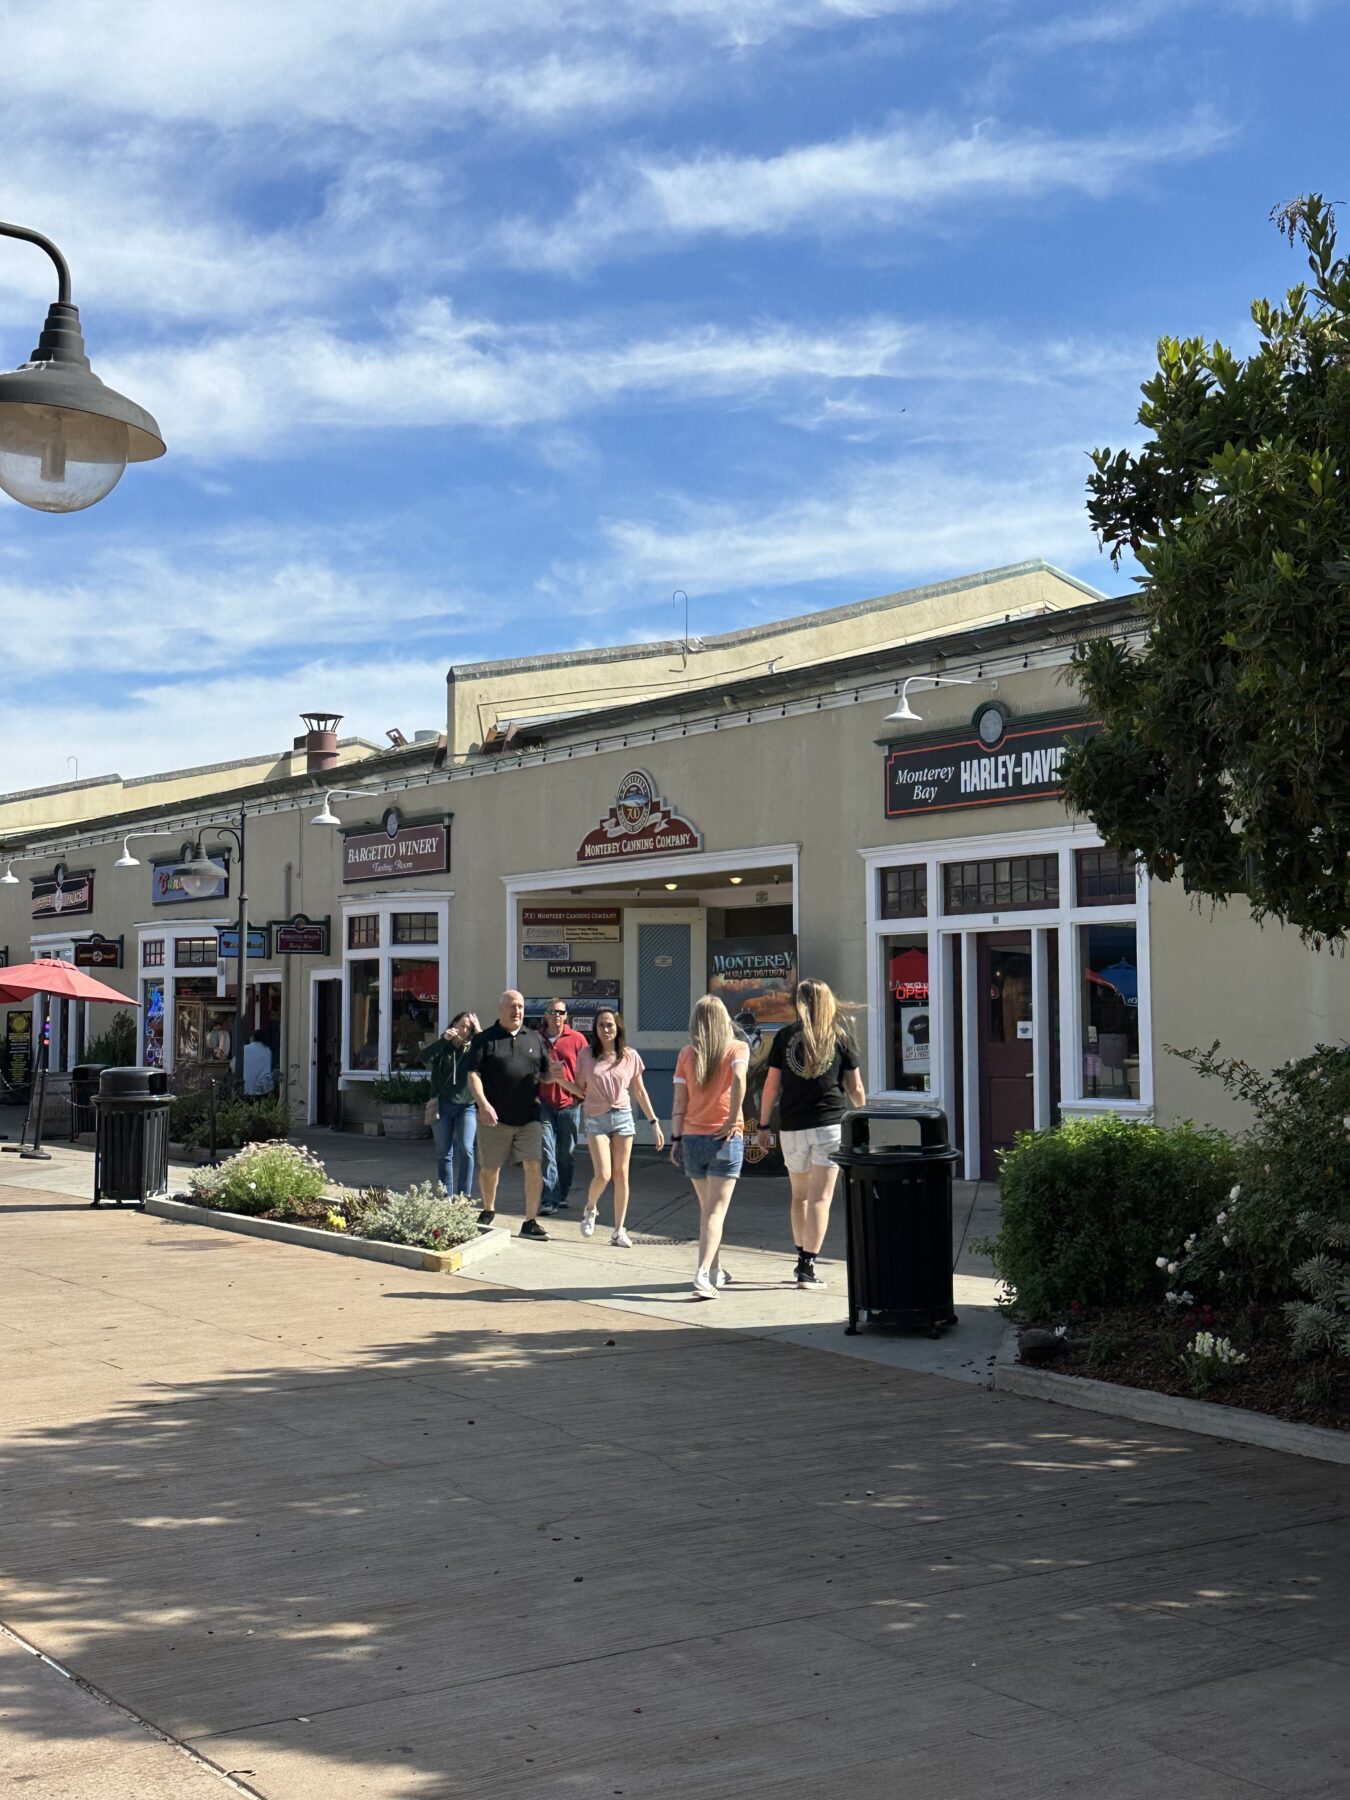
[174,809,249,1093]
[0,220,165,512]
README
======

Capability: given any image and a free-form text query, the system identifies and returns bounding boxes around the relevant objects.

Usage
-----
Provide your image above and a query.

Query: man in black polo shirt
[466,989,550,1239]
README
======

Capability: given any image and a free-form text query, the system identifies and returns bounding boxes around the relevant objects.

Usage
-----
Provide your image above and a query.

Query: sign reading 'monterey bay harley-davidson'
[884,712,1102,819]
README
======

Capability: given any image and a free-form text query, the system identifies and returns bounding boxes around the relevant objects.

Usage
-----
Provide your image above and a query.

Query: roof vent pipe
[301,710,342,774]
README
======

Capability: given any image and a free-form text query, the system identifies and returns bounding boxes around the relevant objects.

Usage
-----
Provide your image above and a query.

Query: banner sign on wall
[218,926,271,960]
[342,808,449,883]
[31,865,94,920]
[572,978,621,999]
[884,708,1102,818]
[707,936,798,1030]
[523,941,570,961]
[272,914,330,955]
[153,854,228,905]
[576,771,701,864]
[74,934,123,970]
[523,906,622,941]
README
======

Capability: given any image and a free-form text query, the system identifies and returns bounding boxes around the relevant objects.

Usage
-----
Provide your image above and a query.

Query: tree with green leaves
[1064,194,1350,946]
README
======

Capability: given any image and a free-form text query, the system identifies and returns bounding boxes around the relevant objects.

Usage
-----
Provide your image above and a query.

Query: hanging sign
[218,926,271,960]
[884,709,1102,818]
[74,934,123,970]
[31,864,94,920]
[523,907,622,942]
[548,959,595,978]
[576,771,701,864]
[272,914,330,955]
[152,853,228,904]
[523,941,570,961]
[342,807,449,882]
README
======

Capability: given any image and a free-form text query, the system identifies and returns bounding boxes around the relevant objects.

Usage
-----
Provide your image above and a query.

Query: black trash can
[70,1063,106,1140]
[92,1065,171,1207]
[835,1101,959,1338]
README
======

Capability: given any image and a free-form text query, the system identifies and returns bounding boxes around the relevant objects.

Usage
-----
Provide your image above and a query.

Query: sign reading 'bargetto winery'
[884,710,1102,819]
[577,771,702,863]
[343,808,450,882]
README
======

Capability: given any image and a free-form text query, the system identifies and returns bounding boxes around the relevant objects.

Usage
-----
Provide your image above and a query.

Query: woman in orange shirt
[670,994,750,1300]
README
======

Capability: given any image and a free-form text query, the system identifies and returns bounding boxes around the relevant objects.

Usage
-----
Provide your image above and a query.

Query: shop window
[943,855,1059,915]
[392,913,438,944]
[142,939,165,968]
[174,937,218,968]
[390,958,439,1066]
[883,934,931,1092]
[1080,923,1140,1099]
[880,865,927,919]
[1076,846,1138,906]
[347,914,380,949]
[142,979,165,1067]
[349,962,381,1069]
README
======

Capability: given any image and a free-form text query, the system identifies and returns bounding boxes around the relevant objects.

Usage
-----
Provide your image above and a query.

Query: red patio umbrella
[0,962,137,1162]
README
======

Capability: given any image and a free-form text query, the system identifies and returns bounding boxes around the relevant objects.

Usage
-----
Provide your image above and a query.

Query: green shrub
[169,1087,290,1150]
[83,1009,138,1068]
[984,1113,1237,1318]
[371,1070,431,1103]
[351,1181,478,1250]
[1167,1043,1350,1311]
[187,1141,328,1215]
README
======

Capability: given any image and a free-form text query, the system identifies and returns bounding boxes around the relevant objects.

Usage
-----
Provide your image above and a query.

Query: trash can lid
[98,1065,159,1096]
[840,1100,952,1156]
[72,1063,108,1078]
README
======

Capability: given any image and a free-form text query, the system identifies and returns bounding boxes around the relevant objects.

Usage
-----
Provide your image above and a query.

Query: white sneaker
[692,1269,718,1299]
[580,1210,597,1238]
[610,1228,633,1248]
[712,1267,731,1288]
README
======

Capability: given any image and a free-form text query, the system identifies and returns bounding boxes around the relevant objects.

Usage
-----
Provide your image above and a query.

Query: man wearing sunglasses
[539,998,587,1216]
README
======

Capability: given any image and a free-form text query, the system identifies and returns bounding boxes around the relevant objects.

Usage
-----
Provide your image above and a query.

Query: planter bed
[145,1195,508,1274]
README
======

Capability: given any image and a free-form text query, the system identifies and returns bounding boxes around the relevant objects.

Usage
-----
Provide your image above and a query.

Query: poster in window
[899,1003,931,1075]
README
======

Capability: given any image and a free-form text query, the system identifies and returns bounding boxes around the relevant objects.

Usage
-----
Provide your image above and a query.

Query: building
[2,561,1345,1179]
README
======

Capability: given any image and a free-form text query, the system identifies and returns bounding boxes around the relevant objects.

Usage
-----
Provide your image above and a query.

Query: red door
[978,932,1034,1180]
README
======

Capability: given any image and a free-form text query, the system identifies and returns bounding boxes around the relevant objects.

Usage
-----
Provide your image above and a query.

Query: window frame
[340,894,451,1080]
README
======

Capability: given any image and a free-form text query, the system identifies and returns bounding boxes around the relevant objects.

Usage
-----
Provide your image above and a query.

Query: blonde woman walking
[671,994,749,1300]
[755,980,864,1289]
[557,1008,663,1246]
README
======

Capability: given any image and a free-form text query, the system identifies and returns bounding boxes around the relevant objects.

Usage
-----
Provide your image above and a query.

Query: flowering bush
[980,1114,1236,1317]
[350,1181,478,1251]
[1180,1330,1248,1397]
[1160,1043,1350,1317]
[187,1142,328,1216]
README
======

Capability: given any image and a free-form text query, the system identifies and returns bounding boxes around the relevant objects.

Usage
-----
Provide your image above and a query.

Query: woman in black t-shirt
[755,980,865,1290]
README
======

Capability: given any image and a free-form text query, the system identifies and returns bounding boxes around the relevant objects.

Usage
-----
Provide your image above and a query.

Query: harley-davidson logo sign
[577,770,702,864]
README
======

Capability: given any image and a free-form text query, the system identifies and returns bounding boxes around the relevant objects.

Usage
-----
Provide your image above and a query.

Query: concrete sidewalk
[1,1163,1346,1799]
[0,1105,1007,1385]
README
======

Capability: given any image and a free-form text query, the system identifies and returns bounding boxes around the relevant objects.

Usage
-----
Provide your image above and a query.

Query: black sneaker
[797,1264,827,1291]
[477,1209,496,1226]
[519,1218,550,1240]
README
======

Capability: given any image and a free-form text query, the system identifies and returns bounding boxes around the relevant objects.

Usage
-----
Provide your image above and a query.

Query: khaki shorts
[478,1118,543,1170]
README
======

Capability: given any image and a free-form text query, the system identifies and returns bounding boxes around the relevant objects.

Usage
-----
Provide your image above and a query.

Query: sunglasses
[547,1008,567,1015]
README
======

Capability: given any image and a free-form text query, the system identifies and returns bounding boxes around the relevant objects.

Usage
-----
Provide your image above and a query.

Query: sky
[0,0,1344,791]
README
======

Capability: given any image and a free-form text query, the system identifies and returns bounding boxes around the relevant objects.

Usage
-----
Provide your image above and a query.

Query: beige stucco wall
[447,562,1100,752]
[4,657,1345,1150]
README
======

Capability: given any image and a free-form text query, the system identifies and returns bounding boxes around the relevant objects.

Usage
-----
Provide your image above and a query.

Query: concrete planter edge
[144,1196,508,1274]
[993,1325,1350,1466]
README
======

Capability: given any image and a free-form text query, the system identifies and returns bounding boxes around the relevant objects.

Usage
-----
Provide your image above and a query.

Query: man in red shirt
[539,998,589,1215]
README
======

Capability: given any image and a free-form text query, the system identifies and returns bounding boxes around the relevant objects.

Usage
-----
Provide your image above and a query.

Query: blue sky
[0,0,1343,789]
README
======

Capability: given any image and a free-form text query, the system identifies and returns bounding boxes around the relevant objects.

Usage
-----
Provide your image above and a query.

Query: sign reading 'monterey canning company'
[342,807,449,883]
[522,907,621,943]
[576,771,702,864]
[884,711,1103,819]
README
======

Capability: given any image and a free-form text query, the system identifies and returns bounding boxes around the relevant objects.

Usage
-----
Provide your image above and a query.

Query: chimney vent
[301,710,343,775]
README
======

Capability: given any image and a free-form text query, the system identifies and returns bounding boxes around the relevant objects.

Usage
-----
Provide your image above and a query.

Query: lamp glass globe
[0,401,129,512]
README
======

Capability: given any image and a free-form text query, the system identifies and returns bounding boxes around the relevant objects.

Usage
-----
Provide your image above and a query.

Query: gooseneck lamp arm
[0,222,72,304]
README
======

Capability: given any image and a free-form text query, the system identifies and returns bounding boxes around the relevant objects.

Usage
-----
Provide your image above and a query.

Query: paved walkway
[2,1146,1347,1798]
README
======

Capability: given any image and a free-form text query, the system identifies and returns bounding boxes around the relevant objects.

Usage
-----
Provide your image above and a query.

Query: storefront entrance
[976,932,1034,1179]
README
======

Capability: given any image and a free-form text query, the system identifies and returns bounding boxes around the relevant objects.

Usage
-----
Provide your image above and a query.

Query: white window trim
[861,822,1152,1179]
[339,893,451,1081]
[136,920,228,1075]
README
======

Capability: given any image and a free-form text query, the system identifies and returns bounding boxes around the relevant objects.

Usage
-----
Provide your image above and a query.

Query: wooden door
[977,932,1034,1180]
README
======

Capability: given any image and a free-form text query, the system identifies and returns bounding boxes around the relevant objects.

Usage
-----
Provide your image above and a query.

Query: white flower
[1229,1185,1241,1202]
[248,1180,257,1190]
[1343,1115,1350,1133]
[1217,1211,1228,1226]
[1184,1235,1196,1252]
[1167,1262,1179,1276]
[1218,1270,1227,1281]
[1156,1256,1169,1270]
[1165,1290,1195,1307]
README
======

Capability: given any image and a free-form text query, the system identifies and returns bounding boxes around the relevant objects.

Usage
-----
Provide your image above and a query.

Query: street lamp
[175,810,249,1093]
[883,675,975,723]
[0,220,165,512]
[309,789,369,827]
[113,829,178,870]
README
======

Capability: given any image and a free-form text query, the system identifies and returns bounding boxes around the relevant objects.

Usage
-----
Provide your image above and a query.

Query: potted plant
[371,1069,432,1140]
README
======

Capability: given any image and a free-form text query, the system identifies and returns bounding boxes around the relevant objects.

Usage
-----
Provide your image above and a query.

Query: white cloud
[494,111,1231,268]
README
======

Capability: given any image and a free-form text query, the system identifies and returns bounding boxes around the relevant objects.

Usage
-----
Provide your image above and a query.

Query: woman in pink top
[558,1009,663,1246]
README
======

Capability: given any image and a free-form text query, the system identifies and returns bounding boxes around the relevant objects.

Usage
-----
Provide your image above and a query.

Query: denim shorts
[585,1105,635,1138]
[682,1132,745,1180]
